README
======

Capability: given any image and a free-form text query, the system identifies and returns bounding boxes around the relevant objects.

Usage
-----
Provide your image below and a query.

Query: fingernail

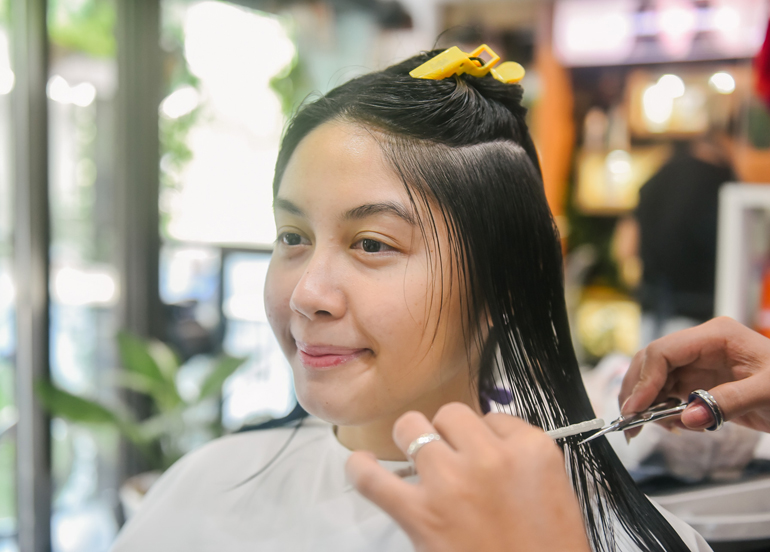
[683,404,712,429]
[620,397,632,415]
[624,433,631,445]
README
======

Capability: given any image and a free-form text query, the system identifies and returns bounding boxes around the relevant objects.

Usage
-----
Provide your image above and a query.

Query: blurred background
[1,0,770,551]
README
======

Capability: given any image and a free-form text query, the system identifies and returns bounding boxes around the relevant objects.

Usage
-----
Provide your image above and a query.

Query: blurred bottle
[758,260,770,339]
[583,107,608,151]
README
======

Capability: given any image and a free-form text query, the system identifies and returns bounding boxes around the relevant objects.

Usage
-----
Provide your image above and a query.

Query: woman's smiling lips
[295,341,369,369]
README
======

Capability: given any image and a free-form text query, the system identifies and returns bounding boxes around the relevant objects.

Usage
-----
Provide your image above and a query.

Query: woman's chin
[290,362,380,425]
[294,386,375,427]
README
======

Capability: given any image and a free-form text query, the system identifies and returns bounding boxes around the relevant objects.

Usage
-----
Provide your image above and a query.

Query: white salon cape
[110,417,712,552]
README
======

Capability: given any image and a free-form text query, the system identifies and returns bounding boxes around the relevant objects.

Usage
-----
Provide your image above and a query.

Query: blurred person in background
[608,125,763,487]
[615,124,735,347]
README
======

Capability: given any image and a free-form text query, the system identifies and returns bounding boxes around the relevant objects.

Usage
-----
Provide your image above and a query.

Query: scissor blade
[577,423,618,445]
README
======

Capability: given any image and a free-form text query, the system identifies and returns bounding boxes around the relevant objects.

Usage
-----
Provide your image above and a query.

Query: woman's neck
[334,382,483,461]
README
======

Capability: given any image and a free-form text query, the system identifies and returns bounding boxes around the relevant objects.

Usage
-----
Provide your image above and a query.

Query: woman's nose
[289,250,346,321]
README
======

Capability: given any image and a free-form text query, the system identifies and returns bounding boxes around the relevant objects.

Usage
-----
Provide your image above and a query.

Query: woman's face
[264,121,481,427]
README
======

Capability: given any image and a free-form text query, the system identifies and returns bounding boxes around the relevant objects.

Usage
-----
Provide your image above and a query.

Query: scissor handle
[688,389,725,431]
[619,389,725,432]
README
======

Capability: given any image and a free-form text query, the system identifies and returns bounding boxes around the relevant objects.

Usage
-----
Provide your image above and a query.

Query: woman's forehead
[278,122,411,212]
[286,121,385,176]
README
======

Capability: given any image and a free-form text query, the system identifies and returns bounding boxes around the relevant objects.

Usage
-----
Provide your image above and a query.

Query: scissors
[577,389,725,446]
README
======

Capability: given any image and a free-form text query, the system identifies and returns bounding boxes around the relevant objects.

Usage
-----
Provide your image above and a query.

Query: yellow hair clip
[409,44,525,84]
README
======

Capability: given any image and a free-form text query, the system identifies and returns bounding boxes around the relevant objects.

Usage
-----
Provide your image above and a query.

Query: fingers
[619,349,646,413]
[431,403,499,453]
[680,401,715,430]
[346,451,420,531]
[483,411,537,440]
[484,413,567,481]
[620,318,729,415]
[682,376,770,428]
[392,410,454,473]
[620,349,669,416]
[619,317,770,438]
[430,404,548,458]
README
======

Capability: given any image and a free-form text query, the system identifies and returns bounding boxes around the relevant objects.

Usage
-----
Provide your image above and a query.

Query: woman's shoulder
[111,417,334,551]
[168,416,331,480]
[649,498,713,552]
[129,415,332,506]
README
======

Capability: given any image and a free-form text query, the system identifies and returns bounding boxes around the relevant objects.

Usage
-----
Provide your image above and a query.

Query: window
[47,1,121,549]
[159,1,297,429]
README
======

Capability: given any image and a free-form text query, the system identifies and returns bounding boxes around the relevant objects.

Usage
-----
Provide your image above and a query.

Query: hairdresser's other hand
[345,403,590,552]
[620,317,770,436]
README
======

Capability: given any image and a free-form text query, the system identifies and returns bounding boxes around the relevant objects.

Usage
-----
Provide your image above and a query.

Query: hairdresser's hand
[620,317,770,436]
[345,403,590,552]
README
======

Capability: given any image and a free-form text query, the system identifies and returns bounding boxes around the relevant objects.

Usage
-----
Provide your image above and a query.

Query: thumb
[345,451,420,532]
[682,380,769,429]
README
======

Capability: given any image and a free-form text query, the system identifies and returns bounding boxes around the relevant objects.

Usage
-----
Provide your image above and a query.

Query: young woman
[111,50,709,552]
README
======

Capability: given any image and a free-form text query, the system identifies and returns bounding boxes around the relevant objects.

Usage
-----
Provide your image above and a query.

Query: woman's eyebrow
[273,197,305,217]
[274,197,415,226]
[343,202,416,225]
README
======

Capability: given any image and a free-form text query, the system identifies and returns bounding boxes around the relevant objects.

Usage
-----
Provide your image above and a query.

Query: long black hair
[272,51,688,552]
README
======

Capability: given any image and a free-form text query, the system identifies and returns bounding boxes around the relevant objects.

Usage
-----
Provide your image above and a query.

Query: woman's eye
[355,238,393,253]
[280,232,304,246]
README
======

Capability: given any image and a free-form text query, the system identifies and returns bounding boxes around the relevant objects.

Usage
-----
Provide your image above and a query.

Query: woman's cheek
[369,291,425,347]
[264,262,292,332]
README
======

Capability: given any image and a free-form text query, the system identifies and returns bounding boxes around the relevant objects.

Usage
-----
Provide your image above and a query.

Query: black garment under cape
[635,150,734,321]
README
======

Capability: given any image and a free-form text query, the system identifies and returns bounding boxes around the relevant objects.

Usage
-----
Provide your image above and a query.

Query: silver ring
[689,389,725,431]
[406,433,442,462]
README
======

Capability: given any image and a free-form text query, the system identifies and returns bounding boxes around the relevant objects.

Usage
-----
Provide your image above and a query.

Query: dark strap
[236,402,308,432]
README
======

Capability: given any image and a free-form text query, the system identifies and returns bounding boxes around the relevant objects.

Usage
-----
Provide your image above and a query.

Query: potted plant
[36,331,246,517]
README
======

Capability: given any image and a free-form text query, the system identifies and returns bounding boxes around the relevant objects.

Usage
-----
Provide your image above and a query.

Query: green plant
[36,331,246,470]
[48,0,116,58]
